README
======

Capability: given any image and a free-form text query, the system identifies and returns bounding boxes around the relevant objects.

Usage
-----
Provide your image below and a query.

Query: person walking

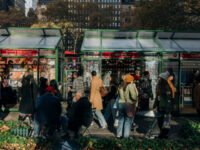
[89,71,107,128]
[117,74,138,138]
[104,76,118,124]
[68,72,84,102]
[139,71,153,110]
[156,71,176,138]
[18,74,38,121]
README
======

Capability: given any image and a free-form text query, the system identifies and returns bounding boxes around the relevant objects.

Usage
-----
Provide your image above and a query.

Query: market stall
[0,27,64,110]
[81,29,200,114]
[64,51,82,99]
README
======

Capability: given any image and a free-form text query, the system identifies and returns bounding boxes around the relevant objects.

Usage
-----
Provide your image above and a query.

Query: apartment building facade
[36,0,121,52]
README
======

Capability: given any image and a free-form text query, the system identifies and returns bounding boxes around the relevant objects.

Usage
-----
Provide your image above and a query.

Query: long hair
[40,77,48,89]
[50,80,58,91]
[159,78,169,95]
[119,82,131,91]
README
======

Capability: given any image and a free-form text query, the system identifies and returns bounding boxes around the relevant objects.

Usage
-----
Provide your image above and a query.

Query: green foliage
[0,7,37,27]
[0,120,29,129]
[134,0,200,30]
[0,120,53,149]
[179,121,200,139]
[77,122,200,150]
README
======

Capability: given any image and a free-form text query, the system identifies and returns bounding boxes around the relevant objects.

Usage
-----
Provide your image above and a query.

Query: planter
[10,128,31,137]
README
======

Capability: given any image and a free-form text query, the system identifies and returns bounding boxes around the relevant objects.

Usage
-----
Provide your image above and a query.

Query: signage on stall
[102,52,139,58]
[182,53,200,59]
[1,49,37,56]
[163,53,178,59]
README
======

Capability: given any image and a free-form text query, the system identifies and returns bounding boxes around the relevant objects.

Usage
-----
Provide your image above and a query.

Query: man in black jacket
[64,91,92,138]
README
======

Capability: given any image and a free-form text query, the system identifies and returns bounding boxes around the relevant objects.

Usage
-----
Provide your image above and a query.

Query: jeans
[34,113,57,137]
[61,115,69,133]
[95,110,107,128]
[117,103,133,138]
[104,99,117,122]
[34,118,40,137]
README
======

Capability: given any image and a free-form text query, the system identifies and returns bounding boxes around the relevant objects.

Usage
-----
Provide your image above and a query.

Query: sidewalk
[1,111,200,140]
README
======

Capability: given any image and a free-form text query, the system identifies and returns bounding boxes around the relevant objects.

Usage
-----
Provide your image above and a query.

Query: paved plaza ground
[1,108,200,140]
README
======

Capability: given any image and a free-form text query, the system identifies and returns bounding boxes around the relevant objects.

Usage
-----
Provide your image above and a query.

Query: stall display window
[0,57,38,87]
[101,59,140,86]
[142,61,159,99]
[181,61,200,107]
[39,58,56,81]
[64,57,81,82]
[83,60,100,88]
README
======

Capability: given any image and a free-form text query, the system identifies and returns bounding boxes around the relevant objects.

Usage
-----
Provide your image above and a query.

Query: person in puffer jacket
[68,72,84,102]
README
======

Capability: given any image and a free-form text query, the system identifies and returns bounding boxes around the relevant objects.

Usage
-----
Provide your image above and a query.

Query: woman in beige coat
[89,71,107,128]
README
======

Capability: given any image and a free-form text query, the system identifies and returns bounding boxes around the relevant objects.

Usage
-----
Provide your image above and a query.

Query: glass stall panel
[181,61,200,114]
[83,60,100,88]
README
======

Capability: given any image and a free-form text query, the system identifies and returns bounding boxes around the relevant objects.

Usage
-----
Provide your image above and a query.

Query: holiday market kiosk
[0,27,64,110]
[81,29,200,115]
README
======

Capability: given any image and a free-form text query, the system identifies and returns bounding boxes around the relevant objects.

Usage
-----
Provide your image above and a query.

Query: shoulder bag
[99,86,108,97]
[125,89,137,118]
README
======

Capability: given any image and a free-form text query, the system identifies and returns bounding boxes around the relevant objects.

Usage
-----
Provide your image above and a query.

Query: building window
[125,17,131,23]
[125,5,130,11]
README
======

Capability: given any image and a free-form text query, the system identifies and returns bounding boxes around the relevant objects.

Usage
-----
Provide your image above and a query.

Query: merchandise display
[39,58,56,81]
[144,61,159,99]
[0,57,57,87]
[0,57,38,87]
[83,60,100,87]
[102,59,141,85]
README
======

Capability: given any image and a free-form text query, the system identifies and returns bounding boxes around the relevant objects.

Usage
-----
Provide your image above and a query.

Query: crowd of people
[1,68,200,140]
[63,69,176,139]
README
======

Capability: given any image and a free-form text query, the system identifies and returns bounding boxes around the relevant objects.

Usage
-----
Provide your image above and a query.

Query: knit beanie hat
[159,71,170,81]
[125,74,134,83]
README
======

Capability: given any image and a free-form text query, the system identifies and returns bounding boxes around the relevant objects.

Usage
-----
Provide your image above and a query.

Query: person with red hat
[34,86,62,138]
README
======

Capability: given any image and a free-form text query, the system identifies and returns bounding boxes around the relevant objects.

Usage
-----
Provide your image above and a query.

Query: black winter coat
[35,93,62,126]
[67,97,92,132]
[19,75,38,114]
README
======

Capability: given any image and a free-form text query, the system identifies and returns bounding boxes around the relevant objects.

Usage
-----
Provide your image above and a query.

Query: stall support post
[56,48,59,82]
[37,49,40,85]
[160,53,163,73]
[178,53,181,114]
[61,53,64,98]
[100,30,103,77]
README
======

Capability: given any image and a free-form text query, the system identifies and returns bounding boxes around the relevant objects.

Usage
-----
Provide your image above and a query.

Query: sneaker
[101,125,108,129]
[90,121,94,126]
[116,136,121,139]
[114,123,118,127]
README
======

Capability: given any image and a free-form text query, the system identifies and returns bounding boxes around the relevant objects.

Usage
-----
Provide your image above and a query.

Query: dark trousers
[157,111,169,139]
[139,98,149,110]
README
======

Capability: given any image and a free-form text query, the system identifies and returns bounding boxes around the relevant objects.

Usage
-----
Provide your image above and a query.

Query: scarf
[167,79,176,99]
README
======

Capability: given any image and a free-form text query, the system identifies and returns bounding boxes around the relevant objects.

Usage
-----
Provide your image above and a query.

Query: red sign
[1,49,37,56]
[103,52,139,58]
[182,53,200,59]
